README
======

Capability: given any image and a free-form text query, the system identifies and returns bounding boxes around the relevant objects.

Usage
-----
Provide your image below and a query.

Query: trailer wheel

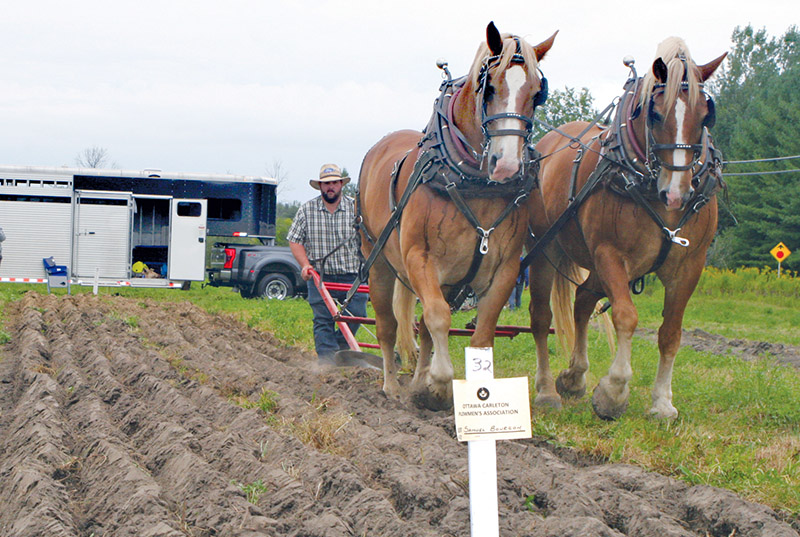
[255,273,294,300]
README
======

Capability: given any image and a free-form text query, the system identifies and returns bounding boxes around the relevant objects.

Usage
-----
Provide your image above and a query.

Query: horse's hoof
[533,393,563,410]
[382,379,402,401]
[648,402,678,420]
[555,371,586,399]
[410,383,453,411]
[591,382,629,421]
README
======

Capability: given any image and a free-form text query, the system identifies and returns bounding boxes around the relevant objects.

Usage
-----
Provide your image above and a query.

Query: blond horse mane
[467,32,541,91]
[639,37,703,114]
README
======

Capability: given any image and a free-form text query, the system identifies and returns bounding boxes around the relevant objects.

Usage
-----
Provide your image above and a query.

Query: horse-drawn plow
[310,269,538,361]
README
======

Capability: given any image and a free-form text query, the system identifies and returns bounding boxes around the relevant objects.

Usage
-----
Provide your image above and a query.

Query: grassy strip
[1,268,798,517]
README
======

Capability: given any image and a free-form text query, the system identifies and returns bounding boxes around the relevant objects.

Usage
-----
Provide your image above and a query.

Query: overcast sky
[0,1,795,203]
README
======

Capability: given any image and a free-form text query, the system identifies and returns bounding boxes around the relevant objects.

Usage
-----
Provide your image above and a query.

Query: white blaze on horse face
[664,98,689,210]
[488,65,526,181]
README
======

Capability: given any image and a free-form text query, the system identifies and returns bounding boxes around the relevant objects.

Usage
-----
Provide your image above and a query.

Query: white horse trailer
[0,165,277,289]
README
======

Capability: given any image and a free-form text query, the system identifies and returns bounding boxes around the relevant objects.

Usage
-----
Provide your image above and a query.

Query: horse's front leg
[470,261,520,348]
[406,251,454,411]
[590,247,636,420]
[652,255,705,419]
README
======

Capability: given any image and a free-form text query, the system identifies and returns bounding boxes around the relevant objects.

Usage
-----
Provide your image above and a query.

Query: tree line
[276,25,799,271]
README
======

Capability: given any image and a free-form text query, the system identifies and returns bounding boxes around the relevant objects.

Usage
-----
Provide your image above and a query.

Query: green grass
[1,268,799,518]
[233,479,268,504]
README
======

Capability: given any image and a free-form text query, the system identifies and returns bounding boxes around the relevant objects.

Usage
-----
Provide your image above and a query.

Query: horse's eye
[484,85,495,102]
[648,109,663,125]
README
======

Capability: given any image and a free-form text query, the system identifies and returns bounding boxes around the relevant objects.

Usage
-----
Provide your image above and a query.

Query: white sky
[0,0,795,202]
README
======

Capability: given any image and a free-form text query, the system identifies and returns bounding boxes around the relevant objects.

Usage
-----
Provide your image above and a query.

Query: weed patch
[233,479,268,504]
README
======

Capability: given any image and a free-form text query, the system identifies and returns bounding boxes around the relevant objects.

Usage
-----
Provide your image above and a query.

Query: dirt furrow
[1,292,797,537]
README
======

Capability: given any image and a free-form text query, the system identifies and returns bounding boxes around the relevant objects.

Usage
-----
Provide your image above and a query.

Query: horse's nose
[659,187,694,210]
[488,151,520,181]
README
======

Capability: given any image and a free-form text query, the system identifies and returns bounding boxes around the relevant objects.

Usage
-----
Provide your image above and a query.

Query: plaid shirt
[286,195,360,275]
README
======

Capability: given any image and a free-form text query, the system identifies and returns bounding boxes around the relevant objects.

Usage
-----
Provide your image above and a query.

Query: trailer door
[168,198,207,281]
[0,196,72,279]
[73,191,133,279]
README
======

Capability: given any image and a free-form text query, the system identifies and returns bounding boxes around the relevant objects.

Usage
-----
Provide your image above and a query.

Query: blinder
[703,95,716,129]
[533,75,548,108]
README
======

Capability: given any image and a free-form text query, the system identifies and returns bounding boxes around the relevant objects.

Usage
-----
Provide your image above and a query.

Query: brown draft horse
[358,23,556,410]
[528,37,727,420]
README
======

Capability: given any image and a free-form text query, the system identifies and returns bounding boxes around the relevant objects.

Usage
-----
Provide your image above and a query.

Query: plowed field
[1,293,797,536]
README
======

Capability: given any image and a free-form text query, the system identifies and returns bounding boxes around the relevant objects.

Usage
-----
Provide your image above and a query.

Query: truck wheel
[255,273,294,300]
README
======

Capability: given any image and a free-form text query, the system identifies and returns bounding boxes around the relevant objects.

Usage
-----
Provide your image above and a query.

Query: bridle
[624,64,717,190]
[644,84,715,183]
[474,38,549,175]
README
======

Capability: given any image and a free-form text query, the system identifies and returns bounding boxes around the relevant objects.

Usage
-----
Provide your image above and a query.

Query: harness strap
[631,159,722,275]
[443,182,529,305]
[519,156,614,276]
[344,150,432,305]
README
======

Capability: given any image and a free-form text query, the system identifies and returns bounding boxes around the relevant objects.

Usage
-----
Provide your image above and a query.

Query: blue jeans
[508,280,525,310]
[306,273,368,358]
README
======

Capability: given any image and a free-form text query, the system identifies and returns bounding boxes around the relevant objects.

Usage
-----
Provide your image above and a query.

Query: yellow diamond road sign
[770,242,792,262]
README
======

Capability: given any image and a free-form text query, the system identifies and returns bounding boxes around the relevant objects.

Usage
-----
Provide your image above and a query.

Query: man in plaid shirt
[288,163,368,363]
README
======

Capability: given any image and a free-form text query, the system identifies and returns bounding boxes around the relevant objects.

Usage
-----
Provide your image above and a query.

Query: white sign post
[454,347,532,537]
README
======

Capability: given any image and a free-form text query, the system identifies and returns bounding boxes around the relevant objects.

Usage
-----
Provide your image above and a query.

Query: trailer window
[207,198,242,221]
[78,198,128,205]
[177,201,202,217]
[0,194,71,203]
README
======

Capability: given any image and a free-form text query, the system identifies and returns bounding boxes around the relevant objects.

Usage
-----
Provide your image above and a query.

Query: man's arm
[289,242,314,281]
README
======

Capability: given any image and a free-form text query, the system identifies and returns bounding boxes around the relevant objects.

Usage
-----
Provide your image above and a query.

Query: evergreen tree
[708,25,800,270]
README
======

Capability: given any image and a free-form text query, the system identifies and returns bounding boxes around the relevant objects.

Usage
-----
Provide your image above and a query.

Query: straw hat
[310,163,350,190]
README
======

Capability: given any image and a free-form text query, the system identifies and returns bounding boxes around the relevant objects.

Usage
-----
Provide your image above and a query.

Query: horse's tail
[596,300,616,356]
[551,257,579,358]
[392,280,418,369]
[551,259,615,358]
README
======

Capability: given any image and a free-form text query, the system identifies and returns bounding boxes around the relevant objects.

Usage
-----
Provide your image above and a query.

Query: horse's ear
[653,58,668,83]
[533,30,558,62]
[487,22,503,56]
[698,52,728,82]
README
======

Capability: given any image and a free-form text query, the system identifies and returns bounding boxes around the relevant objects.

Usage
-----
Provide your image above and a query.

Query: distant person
[0,226,5,268]
[508,258,528,311]
[287,164,368,364]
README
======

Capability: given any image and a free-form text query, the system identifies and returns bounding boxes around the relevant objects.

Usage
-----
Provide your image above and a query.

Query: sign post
[770,242,792,277]
[453,347,532,537]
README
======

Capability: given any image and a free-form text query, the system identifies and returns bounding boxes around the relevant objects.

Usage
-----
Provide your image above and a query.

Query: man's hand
[301,264,314,281]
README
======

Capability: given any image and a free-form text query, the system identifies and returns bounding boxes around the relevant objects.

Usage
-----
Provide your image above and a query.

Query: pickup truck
[206,242,305,300]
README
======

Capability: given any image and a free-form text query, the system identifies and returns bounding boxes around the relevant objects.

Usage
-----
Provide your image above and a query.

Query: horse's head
[635,38,726,210]
[461,22,556,183]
